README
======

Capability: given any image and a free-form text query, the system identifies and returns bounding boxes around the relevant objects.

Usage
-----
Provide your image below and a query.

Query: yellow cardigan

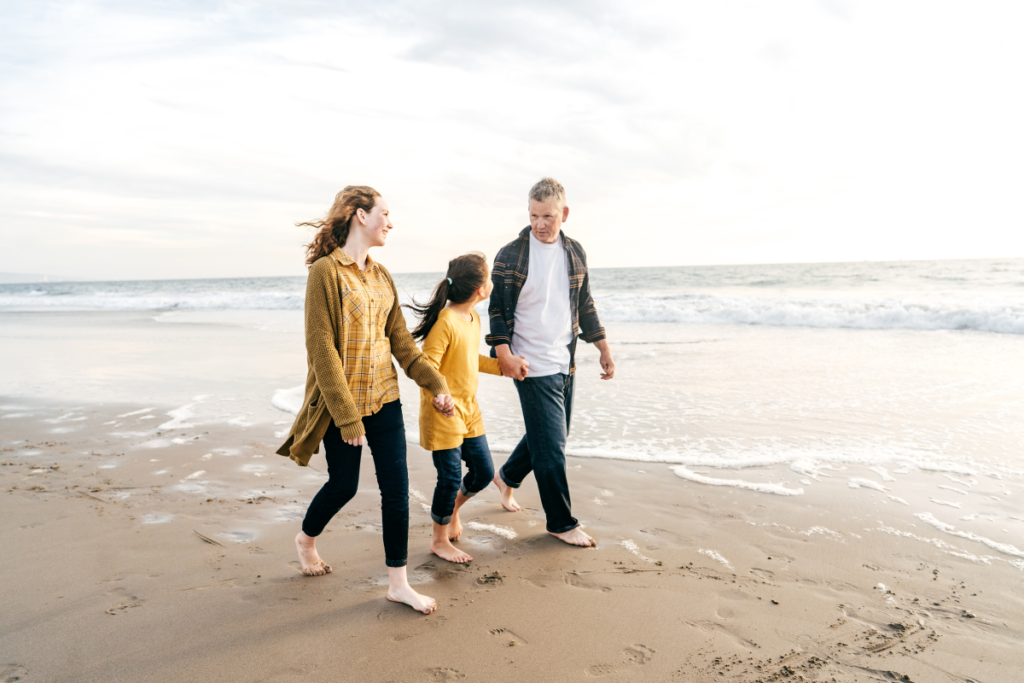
[277,251,449,466]
[419,307,502,451]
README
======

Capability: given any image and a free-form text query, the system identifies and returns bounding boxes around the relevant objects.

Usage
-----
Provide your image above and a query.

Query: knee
[436,469,461,492]
[476,460,495,484]
[323,478,358,504]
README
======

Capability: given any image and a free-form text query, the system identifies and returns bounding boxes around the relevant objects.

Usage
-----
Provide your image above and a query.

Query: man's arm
[486,252,529,380]
[576,248,613,379]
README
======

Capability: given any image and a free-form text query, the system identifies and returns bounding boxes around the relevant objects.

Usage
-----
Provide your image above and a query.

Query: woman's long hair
[406,252,489,342]
[299,186,381,267]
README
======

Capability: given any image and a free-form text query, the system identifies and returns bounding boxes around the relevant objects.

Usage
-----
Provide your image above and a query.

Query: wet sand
[2,399,1022,683]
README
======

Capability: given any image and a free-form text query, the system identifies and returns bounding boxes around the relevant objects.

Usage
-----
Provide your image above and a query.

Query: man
[486,177,615,547]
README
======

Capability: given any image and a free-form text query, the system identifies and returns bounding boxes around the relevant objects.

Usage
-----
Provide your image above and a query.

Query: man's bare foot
[386,566,437,614]
[550,527,596,547]
[430,537,473,564]
[493,473,521,512]
[448,511,464,541]
[295,531,332,576]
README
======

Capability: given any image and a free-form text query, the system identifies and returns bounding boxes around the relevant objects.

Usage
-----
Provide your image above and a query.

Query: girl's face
[482,272,494,299]
[358,198,393,248]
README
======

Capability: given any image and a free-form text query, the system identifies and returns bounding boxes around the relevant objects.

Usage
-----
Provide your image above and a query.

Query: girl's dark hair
[406,252,489,341]
[299,185,381,267]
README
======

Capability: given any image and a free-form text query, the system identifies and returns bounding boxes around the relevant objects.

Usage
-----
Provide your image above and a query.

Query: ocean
[2,258,1023,489]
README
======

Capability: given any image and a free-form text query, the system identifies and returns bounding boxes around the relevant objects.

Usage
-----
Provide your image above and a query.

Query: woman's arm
[305,259,365,440]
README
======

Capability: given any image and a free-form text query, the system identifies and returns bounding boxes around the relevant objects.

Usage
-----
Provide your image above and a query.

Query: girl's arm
[305,258,364,440]
[421,317,453,371]
[478,354,502,376]
[380,267,450,397]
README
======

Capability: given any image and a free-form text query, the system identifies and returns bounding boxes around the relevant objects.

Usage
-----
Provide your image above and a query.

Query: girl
[406,252,525,563]
[277,185,455,614]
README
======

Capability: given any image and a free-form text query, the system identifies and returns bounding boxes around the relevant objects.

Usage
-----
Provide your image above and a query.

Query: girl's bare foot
[492,473,521,512]
[550,527,596,547]
[431,521,472,563]
[448,511,464,541]
[295,531,332,576]
[431,537,473,563]
[386,566,437,614]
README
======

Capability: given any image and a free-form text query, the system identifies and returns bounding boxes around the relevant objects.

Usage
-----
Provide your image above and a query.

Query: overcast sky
[1,1,1022,280]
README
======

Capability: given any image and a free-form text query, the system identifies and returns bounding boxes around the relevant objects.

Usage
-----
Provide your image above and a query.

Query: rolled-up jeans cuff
[385,557,408,568]
[459,482,481,498]
[546,521,579,534]
[499,468,520,489]
[431,512,452,525]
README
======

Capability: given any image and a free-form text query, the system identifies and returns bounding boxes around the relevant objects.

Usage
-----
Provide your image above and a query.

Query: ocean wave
[593,292,1024,334]
[3,285,1022,335]
[0,291,305,311]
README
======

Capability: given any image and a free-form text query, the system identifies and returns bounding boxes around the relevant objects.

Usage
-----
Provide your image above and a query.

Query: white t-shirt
[511,232,573,377]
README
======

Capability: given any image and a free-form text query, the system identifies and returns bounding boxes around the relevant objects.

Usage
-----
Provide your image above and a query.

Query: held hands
[432,394,456,418]
[344,435,366,447]
[496,345,530,380]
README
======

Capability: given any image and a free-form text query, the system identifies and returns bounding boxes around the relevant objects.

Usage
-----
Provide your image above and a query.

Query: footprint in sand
[489,627,528,646]
[585,645,655,677]
[623,644,655,664]
[564,571,611,592]
[427,667,465,681]
[2,664,28,683]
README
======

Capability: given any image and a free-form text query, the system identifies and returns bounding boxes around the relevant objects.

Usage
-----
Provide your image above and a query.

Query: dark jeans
[430,435,495,525]
[301,400,409,568]
[498,373,577,534]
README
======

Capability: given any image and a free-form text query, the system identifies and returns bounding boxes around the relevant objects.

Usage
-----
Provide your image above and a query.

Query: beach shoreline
[3,397,1021,682]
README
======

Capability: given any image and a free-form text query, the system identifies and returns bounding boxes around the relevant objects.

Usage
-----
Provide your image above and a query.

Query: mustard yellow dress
[419,307,502,451]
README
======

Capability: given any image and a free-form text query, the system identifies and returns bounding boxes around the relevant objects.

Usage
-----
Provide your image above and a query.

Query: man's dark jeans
[430,435,495,525]
[301,400,409,568]
[498,373,577,534]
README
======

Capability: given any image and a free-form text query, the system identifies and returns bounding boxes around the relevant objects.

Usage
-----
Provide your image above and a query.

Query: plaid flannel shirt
[486,226,606,373]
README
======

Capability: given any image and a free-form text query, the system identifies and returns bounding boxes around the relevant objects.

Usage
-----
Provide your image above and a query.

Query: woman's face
[359,197,393,248]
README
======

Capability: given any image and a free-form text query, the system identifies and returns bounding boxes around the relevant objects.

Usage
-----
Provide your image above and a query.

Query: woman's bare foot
[492,473,521,512]
[448,510,464,541]
[431,521,472,563]
[550,527,596,547]
[386,566,437,614]
[295,531,332,576]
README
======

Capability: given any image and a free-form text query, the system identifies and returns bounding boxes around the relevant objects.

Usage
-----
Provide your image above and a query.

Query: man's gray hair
[528,177,566,207]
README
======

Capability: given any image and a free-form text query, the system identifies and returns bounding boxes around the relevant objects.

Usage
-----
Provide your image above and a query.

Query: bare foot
[448,511,463,541]
[386,567,437,614]
[550,527,596,547]
[295,531,332,576]
[493,473,521,512]
[430,537,473,564]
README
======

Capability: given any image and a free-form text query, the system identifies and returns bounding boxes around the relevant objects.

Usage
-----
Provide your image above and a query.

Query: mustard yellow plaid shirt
[332,249,403,414]
[277,248,449,464]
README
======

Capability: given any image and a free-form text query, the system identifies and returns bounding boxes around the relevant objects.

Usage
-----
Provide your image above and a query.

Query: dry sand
[2,399,1022,683]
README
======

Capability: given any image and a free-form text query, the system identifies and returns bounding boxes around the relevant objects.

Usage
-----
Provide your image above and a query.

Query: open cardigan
[276,250,449,466]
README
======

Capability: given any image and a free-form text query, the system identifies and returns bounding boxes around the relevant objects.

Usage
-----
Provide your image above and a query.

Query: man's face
[529,198,569,244]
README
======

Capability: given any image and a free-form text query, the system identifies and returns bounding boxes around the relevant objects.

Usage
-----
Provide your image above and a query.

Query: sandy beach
[4,397,1022,683]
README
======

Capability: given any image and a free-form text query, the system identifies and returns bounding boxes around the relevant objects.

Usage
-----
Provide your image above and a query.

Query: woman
[277,185,454,614]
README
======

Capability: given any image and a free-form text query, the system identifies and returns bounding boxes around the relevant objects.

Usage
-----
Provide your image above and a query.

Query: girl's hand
[345,435,366,447]
[432,394,456,418]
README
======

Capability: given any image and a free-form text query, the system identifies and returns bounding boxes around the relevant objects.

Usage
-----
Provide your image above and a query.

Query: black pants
[301,400,409,568]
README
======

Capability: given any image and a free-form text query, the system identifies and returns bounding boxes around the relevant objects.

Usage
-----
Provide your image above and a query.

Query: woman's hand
[432,394,456,418]
[344,435,366,447]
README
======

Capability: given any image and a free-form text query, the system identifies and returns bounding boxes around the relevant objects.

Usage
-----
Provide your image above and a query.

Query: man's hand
[496,344,530,380]
[593,339,615,380]
[432,394,456,417]
[344,435,366,447]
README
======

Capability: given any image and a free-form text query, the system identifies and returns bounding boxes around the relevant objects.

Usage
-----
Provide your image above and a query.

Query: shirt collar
[331,247,377,271]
